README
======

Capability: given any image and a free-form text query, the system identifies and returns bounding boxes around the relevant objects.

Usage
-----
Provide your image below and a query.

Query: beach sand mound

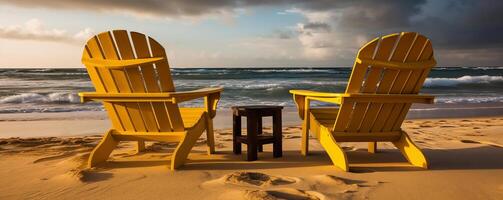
[244,188,323,200]
[224,172,297,187]
[309,175,360,193]
[203,172,376,200]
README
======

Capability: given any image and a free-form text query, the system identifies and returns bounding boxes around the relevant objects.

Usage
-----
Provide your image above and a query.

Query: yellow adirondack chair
[290,32,436,171]
[78,30,222,170]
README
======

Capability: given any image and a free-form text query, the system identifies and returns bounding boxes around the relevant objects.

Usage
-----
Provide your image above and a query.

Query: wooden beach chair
[290,32,436,171]
[79,30,222,170]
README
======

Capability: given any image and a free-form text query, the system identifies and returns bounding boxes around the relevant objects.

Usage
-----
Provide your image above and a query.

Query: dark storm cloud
[0,0,423,18]
[410,0,503,50]
[1,0,502,63]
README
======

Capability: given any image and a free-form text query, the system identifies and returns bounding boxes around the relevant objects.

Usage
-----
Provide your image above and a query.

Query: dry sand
[1,115,503,199]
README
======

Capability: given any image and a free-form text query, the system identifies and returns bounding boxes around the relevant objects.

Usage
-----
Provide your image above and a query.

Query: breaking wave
[0,93,81,104]
[424,75,503,87]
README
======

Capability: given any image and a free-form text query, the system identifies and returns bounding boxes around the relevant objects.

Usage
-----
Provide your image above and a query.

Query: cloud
[1,0,503,66]
[0,0,245,19]
[276,0,503,65]
[271,29,294,39]
[303,22,331,32]
[0,18,93,44]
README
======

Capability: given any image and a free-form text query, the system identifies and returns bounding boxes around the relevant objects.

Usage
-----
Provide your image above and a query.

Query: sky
[0,0,502,68]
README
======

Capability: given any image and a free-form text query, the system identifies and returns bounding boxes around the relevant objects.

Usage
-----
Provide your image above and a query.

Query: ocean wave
[0,93,81,104]
[435,96,503,104]
[247,69,336,73]
[424,75,503,87]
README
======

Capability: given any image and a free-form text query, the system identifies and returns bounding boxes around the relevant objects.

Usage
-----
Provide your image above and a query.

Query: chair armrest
[79,92,176,103]
[289,90,344,98]
[289,90,434,119]
[79,87,223,118]
[171,87,222,119]
[171,87,223,103]
[289,90,344,120]
[79,87,222,102]
[342,94,434,104]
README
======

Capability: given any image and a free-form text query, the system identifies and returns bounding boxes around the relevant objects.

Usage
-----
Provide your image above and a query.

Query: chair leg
[171,119,205,170]
[205,113,215,155]
[301,118,309,156]
[368,142,377,153]
[137,140,146,153]
[392,131,428,169]
[318,128,349,171]
[88,129,119,168]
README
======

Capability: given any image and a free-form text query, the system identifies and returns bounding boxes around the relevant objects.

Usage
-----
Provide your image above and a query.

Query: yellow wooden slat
[84,36,124,131]
[148,37,175,92]
[391,40,434,130]
[112,30,150,132]
[392,39,433,131]
[112,131,185,142]
[82,47,106,93]
[332,103,354,132]
[333,38,378,132]
[345,37,379,93]
[87,37,118,93]
[374,35,426,132]
[347,33,399,132]
[130,31,173,132]
[385,38,434,131]
[81,57,165,69]
[148,36,184,131]
[97,31,136,132]
[355,58,435,70]
[361,32,416,132]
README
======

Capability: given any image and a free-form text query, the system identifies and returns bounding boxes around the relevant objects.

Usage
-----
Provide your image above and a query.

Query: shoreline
[2,104,503,138]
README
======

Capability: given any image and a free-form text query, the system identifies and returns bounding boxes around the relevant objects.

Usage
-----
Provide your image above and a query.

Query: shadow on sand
[94,145,503,172]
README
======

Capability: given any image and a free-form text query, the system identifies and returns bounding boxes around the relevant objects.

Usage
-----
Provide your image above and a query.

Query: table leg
[257,117,263,152]
[233,114,241,154]
[247,112,258,161]
[273,111,282,158]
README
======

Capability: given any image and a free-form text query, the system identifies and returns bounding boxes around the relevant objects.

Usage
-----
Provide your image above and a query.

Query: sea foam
[424,75,503,87]
[0,93,80,104]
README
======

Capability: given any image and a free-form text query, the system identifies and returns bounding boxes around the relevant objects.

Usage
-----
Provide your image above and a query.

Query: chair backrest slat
[334,38,379,131]
[112,30,149,132]
[360,32,417,132]
[345,33,401,132]
[148,37,184,131]
[82,30,185,133]
[83,36,125,131]
[333,32,435,133]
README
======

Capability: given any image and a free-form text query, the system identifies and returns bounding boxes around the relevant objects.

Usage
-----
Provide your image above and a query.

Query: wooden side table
[231,105,283,161]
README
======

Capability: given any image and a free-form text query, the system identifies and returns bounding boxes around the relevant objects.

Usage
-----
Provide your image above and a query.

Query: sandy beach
[1,111,503,200]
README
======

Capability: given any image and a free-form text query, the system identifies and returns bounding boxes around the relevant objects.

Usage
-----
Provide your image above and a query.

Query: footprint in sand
[460,139,481,144]
[203,172,379,200]
[283,135,301,139]
[419,124,433,128]
[308,175,360,193]
[243,188,324,200]
[222,172,298,187]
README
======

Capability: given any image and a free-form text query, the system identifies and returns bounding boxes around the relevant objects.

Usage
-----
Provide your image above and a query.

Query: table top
[231,105,284,111]
[231,105,283,116]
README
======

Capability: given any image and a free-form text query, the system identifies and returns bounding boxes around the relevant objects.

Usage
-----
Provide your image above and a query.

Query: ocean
[1,67,503,118]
